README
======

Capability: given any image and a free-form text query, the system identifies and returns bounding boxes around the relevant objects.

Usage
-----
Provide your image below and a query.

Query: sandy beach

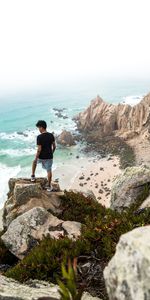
[68,156,121,207]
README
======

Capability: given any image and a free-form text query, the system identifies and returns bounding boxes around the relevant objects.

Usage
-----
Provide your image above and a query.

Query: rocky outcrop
[75,93,150,139]
[104,226,150,300]
[110,166,150,211]
[0,276,60,300]
[1,207,81,259]
[0,275,101,300]
[3,178,62,229]
[1,178,82,259]
[57,130,76,146]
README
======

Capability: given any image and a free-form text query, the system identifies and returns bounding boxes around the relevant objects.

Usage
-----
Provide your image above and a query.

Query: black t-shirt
[37,132,55,159]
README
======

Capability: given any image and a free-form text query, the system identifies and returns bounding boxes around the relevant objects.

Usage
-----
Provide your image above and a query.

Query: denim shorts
[37,159,53,171]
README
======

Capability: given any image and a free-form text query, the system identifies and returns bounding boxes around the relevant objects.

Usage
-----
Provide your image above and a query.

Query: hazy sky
[0,0,150,92]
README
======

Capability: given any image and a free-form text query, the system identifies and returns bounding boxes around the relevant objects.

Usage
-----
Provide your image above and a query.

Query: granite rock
[104,226,150,300]
[1,207,81,259]
[0,275,102,300]
[3,178,62,229]
[110,166,150,211]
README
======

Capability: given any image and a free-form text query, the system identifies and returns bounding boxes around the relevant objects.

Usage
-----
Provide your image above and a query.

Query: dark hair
[36,120,47,129]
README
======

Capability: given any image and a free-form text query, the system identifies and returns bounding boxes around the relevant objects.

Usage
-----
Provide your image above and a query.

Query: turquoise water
[0,77,150,206]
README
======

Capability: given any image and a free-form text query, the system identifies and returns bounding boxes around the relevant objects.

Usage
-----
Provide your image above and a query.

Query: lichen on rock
[104,226,150,300]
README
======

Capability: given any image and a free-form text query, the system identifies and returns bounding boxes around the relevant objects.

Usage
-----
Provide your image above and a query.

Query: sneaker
[46,186,54,192]
[31,175,36,182]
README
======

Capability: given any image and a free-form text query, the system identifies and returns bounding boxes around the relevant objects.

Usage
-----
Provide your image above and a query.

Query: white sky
[0,0,150,92]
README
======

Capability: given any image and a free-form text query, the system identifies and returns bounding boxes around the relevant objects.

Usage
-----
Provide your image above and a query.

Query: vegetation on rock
[58,260,83,300]
[5,191,150,299]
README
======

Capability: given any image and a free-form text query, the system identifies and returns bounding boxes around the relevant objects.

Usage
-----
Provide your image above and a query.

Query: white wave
[0,129,37,142]
[0,148,36,157]
[121,95,144,106]
[0,119,77,142]
[48,120,77,136]
[0,163,21,208]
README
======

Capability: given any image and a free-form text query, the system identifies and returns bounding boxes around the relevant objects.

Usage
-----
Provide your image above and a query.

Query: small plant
[58,259,83,300]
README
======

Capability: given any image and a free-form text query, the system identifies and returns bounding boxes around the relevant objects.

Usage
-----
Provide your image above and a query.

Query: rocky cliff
[1,172,150,300]
[75,93,150,139]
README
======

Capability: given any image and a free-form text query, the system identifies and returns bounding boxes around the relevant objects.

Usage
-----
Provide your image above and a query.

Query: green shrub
[6,236,91,282]
[58,191,107,224]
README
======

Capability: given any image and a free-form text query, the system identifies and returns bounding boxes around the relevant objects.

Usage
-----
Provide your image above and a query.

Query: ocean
[0,77,150,207]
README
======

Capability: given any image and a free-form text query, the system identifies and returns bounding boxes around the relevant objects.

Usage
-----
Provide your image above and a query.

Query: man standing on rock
[31,120,56,191]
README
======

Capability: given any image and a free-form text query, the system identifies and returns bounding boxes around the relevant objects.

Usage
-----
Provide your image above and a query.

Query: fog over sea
[0,77,150,207]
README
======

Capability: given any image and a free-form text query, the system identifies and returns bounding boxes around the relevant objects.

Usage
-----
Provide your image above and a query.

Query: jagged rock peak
[75,92,150,140]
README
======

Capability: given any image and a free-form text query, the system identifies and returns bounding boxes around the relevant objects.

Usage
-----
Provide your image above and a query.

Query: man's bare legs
[32,160,37,176]
[47,170,52,187]
[31,161,52,189]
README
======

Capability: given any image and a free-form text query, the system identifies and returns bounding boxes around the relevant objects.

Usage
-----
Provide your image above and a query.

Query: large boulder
[3,178,63,229]
[2,207,62,259]
[110,166,150,211]
[57,130,76,146]
[104,226,150,300]
[0,275,101,300]
[1,207,81,259]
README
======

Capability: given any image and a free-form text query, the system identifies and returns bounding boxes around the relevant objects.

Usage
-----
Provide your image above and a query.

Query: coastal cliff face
[75,93,150,139]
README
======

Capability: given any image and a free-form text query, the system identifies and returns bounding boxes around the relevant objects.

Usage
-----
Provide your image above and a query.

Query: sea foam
[0,148,36,157]
[121,95,144,106]
[0,163,21,208]
[0,130,37,142]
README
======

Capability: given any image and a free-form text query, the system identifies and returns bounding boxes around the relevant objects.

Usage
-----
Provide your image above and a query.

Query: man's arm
[52,141,56,153]
[34,145,42,162]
